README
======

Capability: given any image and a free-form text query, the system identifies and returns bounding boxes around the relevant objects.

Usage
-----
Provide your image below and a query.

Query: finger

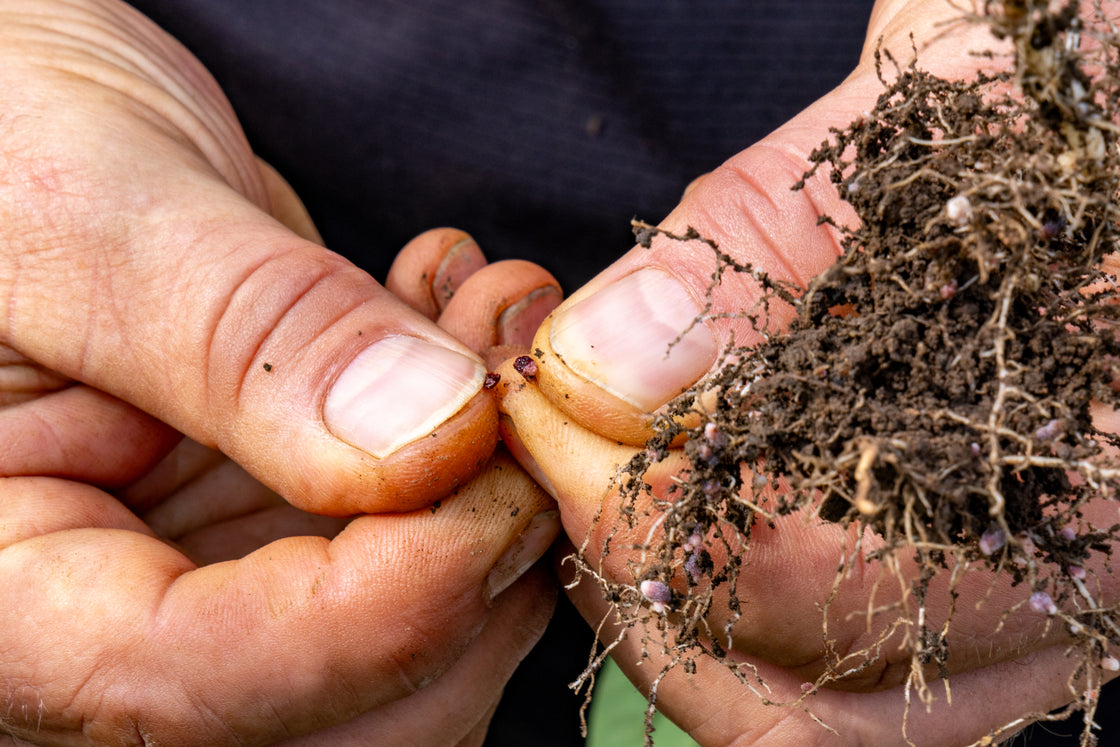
[173,504,350,565]
[276,566,555,747]
[122,438,349,565]
[133,439,286,537]
[0,384,180,487]
[115,436,231,513]
[0,477,160,549]
[0,448,560,745]
[567,564,1115,747]
[0,344,72,407]
[0,6,497,514]
[386,229,489,320]
[528,6,1004,446]
[436,260,562,355]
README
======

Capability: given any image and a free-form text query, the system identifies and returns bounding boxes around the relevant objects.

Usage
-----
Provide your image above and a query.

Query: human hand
[0,0,518,514]
[0,1,563,743]
[496,1,1120,744]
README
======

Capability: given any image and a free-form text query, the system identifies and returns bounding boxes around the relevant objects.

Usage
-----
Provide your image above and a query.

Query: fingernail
[432,236,486,310]
[485,509,561,602]
[324,336,485,458]
[498,286,562,347]
[549,268,718,411]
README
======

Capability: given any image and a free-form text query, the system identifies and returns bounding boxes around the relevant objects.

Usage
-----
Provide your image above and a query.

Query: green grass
[586,658,699,747]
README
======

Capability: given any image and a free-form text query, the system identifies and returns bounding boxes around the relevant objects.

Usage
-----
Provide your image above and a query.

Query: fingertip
[309,381,500,515]
[530,313,675,446]
[199,247,503,517]
[493,354,638,527]
[524,113,866,448]
[483,343,526,371]
[386,229,488,319]
[437,260,561,355]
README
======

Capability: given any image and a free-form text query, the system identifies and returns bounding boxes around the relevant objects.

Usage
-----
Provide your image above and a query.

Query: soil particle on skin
[514,355,539,379]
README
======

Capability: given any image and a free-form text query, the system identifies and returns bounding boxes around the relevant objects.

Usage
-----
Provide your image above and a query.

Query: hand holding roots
[575,3,1120,744]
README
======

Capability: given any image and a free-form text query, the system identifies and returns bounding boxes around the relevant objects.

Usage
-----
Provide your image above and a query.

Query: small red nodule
[513,355,538,378]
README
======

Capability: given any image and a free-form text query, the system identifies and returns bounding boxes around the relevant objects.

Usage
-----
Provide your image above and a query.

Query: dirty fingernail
[498,286,562,347]
[433,236,487,310]
[549,268,718,411]
[485,509,562,602]
[324,336,485,458]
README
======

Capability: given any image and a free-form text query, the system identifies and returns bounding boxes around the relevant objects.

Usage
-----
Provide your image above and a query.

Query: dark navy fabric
[120,2,1115,744]
[126,0,873,292]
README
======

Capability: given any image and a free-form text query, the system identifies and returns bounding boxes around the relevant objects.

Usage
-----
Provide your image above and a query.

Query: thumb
[530,1,1000,445]
[0,1,495,515]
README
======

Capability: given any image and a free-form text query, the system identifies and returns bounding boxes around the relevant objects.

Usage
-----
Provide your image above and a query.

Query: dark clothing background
[122,1,1117,744]
[125,0,874,293]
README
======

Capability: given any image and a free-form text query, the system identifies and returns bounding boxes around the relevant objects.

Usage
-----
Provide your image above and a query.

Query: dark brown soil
[573,3,1120,745]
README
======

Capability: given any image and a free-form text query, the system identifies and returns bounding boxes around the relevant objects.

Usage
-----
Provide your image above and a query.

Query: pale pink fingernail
[498,286,562,347]
[432,236,487,309]
[324,336,484,458]
[549,268,718,411]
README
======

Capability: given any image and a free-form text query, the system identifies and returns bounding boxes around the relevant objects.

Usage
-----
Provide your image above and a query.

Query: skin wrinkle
[1,6,263,209]
[724,713,789,747]
[264,697,297,743]
[378,607,463,701]
[0,175,91,374]
[771,158,847,276]
[719,155,822,288]
[104,5,263,204]
[203,246,333,445]
[176,687,241,747]
[51,0,261,206]
[75,668,120,745]
[664,667,762,747]
[0,276,46,403]
[86,234,138,388]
